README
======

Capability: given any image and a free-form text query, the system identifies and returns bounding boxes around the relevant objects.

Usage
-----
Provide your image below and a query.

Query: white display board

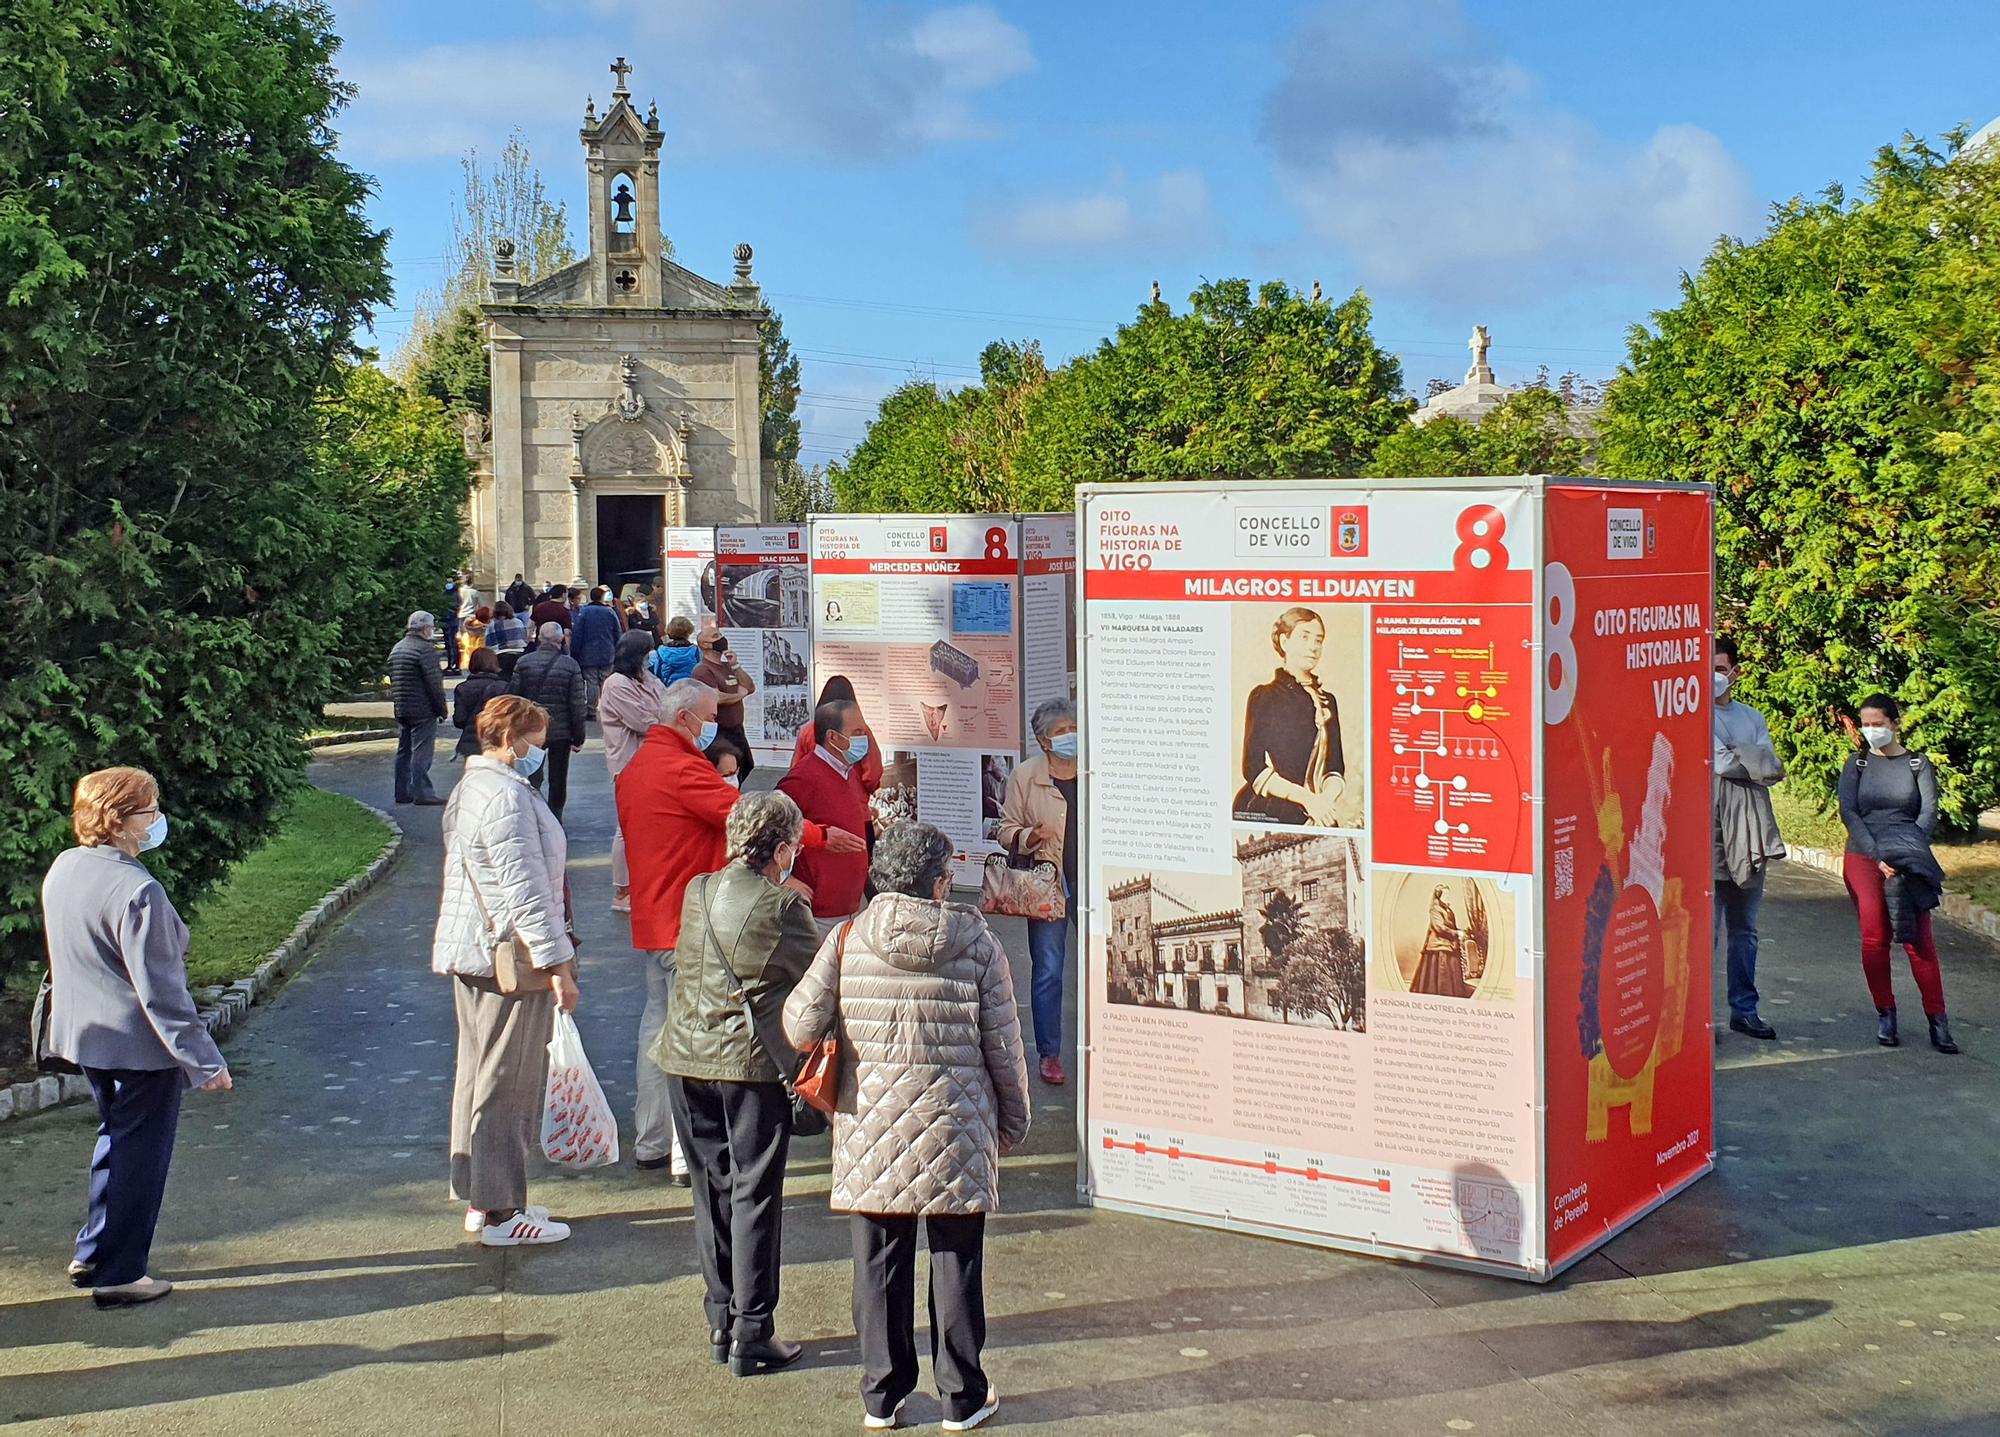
[810,513,1075,884]
[715,524,812,764]
[1074,478,1717,1282]
[662,525,715,625]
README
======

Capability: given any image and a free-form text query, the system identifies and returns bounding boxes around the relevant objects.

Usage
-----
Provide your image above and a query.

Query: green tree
[760,310,802,474]
[313,366,472,688]
[1013,280,1408,504]
[1367,387,1591,479]
[833,282,1406,514]
[1600,132,2000,825]
[394,132,579,413]
[406,305,490,418]
[774,463,836,523]
[0,0,392,975]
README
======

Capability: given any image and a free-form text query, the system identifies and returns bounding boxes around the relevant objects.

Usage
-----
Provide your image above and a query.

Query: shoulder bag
[697,873,830,1137]
[30,968,81,1076]
[981,830,1066,921]
[791,921,848,1116]
[459,848,527,994]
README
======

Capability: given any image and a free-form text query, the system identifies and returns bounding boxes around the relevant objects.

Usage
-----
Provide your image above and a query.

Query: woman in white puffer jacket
[434,694,580,1248]
[784,820,1029,1433]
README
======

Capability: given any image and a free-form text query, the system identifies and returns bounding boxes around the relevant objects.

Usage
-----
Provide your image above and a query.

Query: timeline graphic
[1371,606,1534,875]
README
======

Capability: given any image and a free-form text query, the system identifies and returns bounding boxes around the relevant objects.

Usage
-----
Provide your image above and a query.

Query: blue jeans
[1025,884,1073,1060]
[1716,869,1766,1020]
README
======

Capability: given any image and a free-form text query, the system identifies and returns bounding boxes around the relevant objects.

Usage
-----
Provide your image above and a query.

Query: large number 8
[1544,560,1578,725]
[1453,504,1508,572]
[984,526,1011,560]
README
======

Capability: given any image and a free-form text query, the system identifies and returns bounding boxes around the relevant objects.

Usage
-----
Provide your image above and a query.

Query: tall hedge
[1600,134,2000,825]
[0,0,393,976]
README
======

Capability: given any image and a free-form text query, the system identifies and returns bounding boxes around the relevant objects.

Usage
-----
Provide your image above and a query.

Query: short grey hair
[536,621,564,648]
[727,790,803,871]
[1030,697,1077,744]
[407,610,436,634]
[659,678,716,724]
[870,820,955,899]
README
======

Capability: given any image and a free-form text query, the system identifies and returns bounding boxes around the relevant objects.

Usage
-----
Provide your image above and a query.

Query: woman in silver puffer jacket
[784,820,1030,1433]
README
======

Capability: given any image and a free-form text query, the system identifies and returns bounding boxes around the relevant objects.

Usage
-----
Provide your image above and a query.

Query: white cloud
[910,5,1036,91]
[337,4,1037,166]
[1262,1,1757,303]
[980,169,1216,253]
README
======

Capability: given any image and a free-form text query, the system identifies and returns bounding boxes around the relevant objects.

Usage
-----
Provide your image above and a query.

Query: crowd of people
[27,595,1969,1426]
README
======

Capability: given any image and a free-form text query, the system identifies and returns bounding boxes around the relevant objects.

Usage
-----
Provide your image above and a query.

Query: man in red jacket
[618,679,864,1175]
[777,699,875,937]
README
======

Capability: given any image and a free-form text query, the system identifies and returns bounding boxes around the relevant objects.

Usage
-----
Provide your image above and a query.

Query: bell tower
[580,56,664,306]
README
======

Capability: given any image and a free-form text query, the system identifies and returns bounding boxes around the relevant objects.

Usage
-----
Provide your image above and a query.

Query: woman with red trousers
[1837,694,1958,1054]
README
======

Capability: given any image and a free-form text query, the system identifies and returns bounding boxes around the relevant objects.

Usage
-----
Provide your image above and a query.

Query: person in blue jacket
[648,614,702,686]
[570,586,624,722]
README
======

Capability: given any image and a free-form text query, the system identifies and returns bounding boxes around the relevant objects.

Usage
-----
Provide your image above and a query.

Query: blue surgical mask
[139,813,169,852]
[1050,732,1079,761]
[844,733,871,762]
[697,720,718,751]
[514,744,546,777]
[778,844,796,885]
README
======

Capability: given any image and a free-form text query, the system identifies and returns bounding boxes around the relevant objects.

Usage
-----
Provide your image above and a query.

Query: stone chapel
[464,57,769,592]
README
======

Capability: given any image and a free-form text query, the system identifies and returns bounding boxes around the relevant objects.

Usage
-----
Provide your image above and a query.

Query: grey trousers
[449,975,555,1213]
[636,951,685,1168]
[395,718,438,802]
[581,665,610,717]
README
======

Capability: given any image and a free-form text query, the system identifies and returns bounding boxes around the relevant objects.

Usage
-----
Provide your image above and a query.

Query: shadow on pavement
[992,1299,1832,1426]
[0,1332,556,1423]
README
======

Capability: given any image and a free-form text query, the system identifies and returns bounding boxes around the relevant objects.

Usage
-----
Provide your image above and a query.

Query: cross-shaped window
[614,269,637,293]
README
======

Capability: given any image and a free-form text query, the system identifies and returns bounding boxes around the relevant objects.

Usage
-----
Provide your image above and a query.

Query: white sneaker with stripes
[464,1203,550,1235]
[480,1212,571,1247]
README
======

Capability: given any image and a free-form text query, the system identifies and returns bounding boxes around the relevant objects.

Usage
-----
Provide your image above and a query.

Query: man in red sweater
[618,679,864,1174]
[777,699,875,937]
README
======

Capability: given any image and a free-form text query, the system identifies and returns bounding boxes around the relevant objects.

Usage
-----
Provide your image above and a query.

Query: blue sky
[329,0,2000,468]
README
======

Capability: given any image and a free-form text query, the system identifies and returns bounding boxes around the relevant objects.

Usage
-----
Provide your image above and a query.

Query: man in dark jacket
[571,586,623,721]
[504,572,537,618]
[511,621,588,820]
[388,610,448,805]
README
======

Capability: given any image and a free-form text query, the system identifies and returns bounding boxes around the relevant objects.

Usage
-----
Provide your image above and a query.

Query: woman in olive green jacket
[651,790,818,1377]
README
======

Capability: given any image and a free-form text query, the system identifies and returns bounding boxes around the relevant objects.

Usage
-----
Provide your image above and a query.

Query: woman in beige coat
[784,820,1030,1433]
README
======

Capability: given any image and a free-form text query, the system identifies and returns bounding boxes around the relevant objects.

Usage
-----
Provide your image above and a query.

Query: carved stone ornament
[612,354,648,422]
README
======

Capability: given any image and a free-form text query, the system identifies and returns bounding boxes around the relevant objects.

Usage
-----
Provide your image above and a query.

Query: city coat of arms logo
[1333,506,1370,557]
[929,526,949,553]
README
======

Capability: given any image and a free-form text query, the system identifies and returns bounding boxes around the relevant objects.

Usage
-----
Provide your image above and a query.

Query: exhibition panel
[714,524,812,763]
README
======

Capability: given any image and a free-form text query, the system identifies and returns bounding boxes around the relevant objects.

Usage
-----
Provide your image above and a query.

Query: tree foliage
[1368,387,1591,479]
[1272,927,1367,1033]
[313,365,471,689]
[394,132,578,413]
[760,310,802,473]
[773,463,836,523]
[0,0,394,976]
[1600,132,2000,824]
[832,281,1408,513]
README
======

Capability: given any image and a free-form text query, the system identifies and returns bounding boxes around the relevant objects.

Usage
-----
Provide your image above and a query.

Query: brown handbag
[792,920,849,1116]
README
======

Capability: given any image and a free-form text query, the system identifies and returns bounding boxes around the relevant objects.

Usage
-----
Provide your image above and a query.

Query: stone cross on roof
[610,56,633,98]
[1467,325,1494,384]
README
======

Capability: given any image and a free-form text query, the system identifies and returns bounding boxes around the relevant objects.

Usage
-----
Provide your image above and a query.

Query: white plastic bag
[541,1011,620,1170]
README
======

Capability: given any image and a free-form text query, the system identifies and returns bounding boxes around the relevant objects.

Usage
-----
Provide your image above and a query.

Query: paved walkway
[1,736,1996,1435]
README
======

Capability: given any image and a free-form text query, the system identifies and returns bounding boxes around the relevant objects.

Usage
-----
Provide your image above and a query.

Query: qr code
[1553,847,1575,901]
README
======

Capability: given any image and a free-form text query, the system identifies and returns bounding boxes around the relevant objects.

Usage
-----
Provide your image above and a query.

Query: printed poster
[663,525,715,625]
[1081,483,1544,1272]
[715,524,810,763]
[1540,485,1715,1268]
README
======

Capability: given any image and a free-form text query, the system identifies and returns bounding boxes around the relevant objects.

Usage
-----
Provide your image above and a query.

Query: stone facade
[466,58,769,591]
[1236,832,1364,1018]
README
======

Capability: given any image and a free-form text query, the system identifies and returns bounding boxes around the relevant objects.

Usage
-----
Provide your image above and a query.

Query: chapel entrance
[595,493,665,592]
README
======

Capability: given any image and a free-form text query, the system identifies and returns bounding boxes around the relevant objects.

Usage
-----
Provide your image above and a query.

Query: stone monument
[1410,323,1513,427]
[465,57,769,591]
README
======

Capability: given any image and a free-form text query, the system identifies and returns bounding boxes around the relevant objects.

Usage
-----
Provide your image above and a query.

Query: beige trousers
[449,975,555,1213]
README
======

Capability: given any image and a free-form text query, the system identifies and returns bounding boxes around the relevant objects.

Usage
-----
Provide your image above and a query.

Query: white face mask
[139,813,169,852]
[1861,724,1896,752]
[1712,671,1732,700]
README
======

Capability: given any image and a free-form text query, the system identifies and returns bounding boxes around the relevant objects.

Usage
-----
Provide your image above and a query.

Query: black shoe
[634,1156,670,1171]
[394,797,413,805]
[1929,1015,1960,1054]
[66,1260,93,1288]
[413,796,447,807]
[1728,1014,1777,1040]
[709,1328,730,1365]
[1877,1007,1900,1046]
[729,1337,803,1376]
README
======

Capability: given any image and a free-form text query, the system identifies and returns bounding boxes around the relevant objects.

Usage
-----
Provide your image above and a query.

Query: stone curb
[3,801,405,1125]
[1787,842,2000,943]
[304,728,397,748]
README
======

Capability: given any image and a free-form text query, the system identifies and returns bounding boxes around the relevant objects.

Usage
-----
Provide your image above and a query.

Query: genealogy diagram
[1372,607,1534,875]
